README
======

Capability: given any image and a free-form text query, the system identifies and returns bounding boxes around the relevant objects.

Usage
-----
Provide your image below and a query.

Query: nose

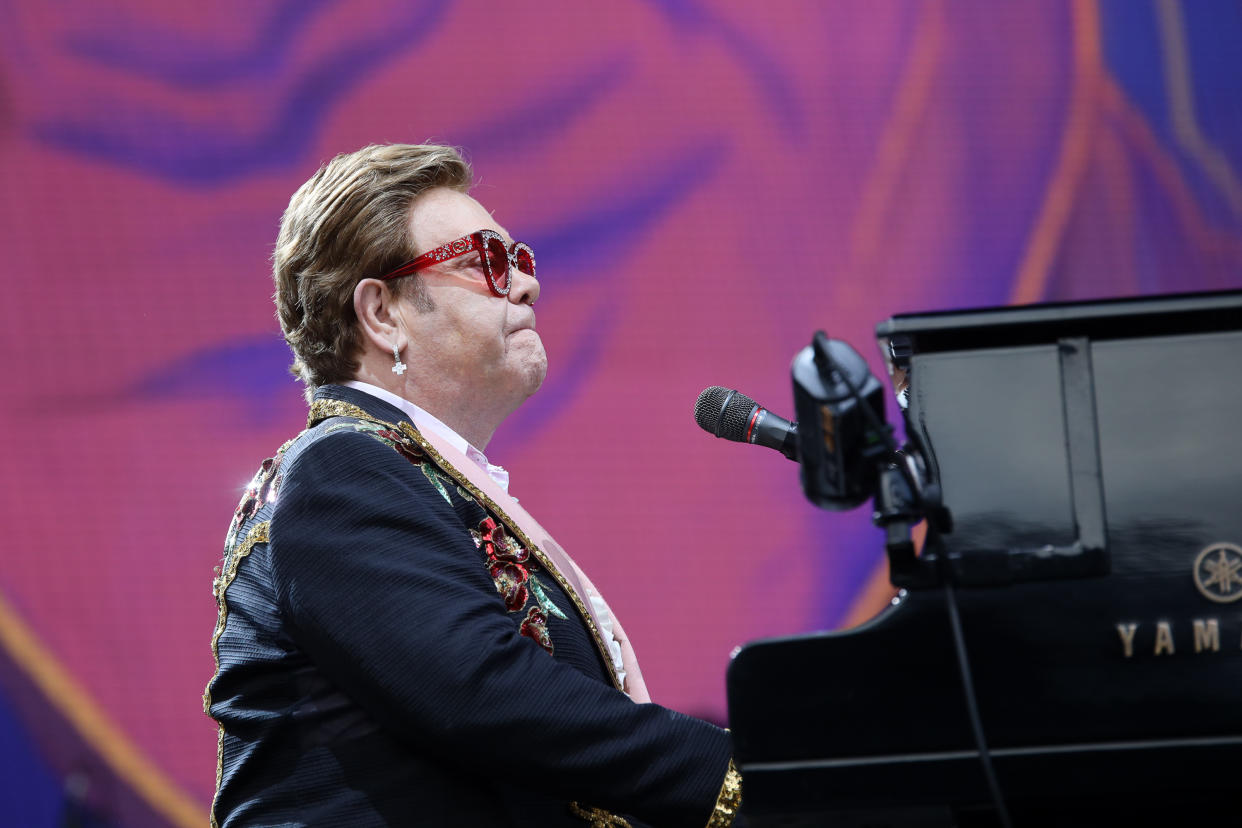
[508,267,539,306]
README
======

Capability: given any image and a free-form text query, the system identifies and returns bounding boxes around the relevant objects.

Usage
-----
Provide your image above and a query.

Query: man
[205,144,741,827]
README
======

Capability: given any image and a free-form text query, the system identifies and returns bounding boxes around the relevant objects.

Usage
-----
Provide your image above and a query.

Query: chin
[522,355,548,397]
[502,333,547,399]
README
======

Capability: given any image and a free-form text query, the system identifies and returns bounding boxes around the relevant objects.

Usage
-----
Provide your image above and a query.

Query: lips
[507,315,537,336]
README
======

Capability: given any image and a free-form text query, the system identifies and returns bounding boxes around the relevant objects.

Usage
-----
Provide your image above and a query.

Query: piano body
[726,290,1242,826]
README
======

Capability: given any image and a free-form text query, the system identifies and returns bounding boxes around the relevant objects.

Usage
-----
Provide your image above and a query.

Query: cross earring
[391,343,407,376]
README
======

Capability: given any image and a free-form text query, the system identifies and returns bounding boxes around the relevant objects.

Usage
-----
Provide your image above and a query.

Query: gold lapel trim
[308,398,623,692]
[204,520,271,828]
[706,759,743,827]
[568,802,632,826]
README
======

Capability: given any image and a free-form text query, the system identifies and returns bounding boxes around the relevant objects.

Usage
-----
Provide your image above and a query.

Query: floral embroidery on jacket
[324,419,428,466]
[420,465,456,506]
[520,607,553,653]
[223,441,291,552]
[472,517,564,653]
[529,574,569,621]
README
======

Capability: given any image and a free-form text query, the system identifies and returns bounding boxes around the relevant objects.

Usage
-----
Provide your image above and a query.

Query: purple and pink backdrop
[2,1,1240,825]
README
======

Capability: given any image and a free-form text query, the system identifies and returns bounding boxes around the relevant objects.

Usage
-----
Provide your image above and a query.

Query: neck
[352,354,505,450]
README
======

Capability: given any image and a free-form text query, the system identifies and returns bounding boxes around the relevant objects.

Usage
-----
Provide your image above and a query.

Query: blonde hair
[273,143,473,400]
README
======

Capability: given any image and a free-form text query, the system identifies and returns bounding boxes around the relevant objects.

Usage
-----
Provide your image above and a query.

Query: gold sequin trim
[307,398,374,428]
[705,760,743,828]
[307,398,625,692]
[210,726,224,828]
[569,802,632,827]
[203,521,270,828]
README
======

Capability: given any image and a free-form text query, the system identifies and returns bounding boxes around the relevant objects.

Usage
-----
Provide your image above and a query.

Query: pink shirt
[343,381,511,492]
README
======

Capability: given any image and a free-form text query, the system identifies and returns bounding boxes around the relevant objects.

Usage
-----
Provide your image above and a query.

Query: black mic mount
[696,332,956,586]
[790,331,948,586]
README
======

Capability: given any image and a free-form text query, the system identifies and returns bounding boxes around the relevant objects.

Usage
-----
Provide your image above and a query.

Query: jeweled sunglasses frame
[378,229,535,297]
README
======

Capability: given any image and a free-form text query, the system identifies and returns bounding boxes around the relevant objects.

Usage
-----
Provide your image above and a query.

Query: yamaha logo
[1113,542,1242,658]
[1193,542,1242,604]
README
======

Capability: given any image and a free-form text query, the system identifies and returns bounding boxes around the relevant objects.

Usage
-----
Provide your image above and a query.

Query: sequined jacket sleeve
[263,425,734,826]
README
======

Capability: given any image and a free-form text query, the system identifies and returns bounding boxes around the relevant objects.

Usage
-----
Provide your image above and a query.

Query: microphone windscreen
[694,386,758,441]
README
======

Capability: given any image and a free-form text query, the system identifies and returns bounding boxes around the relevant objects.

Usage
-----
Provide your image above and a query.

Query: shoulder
[269,418,451,520]
[290,417,426,476]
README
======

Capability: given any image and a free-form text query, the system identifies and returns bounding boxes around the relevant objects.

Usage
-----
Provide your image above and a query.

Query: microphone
[694,386,799,461]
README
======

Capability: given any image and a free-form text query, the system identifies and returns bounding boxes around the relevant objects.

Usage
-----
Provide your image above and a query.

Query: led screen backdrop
[1,0,1240,824]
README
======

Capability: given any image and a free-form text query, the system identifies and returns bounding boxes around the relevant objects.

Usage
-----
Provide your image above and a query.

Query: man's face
[400,187,547,414]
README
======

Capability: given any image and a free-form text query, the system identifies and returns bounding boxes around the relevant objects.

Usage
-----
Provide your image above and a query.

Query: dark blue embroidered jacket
[205,385,735,827]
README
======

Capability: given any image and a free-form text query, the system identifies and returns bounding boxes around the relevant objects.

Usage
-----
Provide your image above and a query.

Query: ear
[353,278,405,354]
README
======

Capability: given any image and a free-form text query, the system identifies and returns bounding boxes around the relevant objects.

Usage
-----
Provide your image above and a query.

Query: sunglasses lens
[514,244,535,277]
[484,236,510,292]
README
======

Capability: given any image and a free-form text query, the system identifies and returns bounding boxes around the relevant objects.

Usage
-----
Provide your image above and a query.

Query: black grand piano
[726,290,1242,827]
